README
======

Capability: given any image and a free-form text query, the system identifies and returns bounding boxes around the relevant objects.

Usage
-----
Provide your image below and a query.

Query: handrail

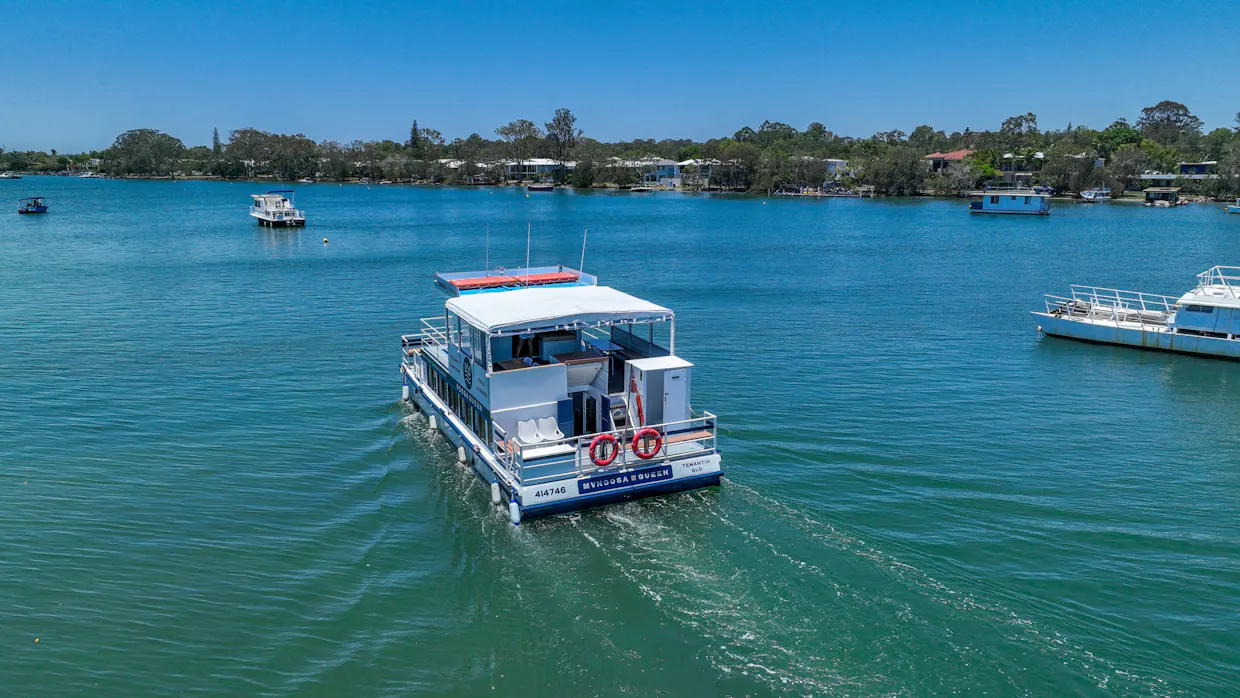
[503,412,719,486]
[1197,266,1240,295]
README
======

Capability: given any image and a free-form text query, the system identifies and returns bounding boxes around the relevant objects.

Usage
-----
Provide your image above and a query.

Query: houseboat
[399,265,722,524]
[969,187,1051,215]
[1225,198,1240,214]
[1143,187,1182,207]
[249,190,305,227]
[1034,266,1240,360]
[1080,186,1112,203]
[17,197,47,214]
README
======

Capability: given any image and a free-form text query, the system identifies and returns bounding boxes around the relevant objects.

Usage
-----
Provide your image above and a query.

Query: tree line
[5,100,1240,196]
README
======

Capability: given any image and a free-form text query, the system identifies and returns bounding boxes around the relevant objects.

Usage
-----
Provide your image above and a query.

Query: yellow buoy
[322,238,328,244]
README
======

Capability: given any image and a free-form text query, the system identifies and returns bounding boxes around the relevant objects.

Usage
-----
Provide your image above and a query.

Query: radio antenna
[485,223,490,270]
[524,222,531,285]
[579,228,588,273]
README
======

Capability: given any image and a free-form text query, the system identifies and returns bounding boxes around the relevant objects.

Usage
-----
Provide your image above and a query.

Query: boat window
[1024,196,1031,204]
[471,327,487,366]
[1185,305,1215,313]
[447,312,461,346]
[460,321,472,357]
[990,196,998,204]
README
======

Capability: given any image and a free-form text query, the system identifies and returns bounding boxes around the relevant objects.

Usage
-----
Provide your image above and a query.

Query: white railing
[493,411,719,486]
[1196,266,1240,295]
[1044,285,1179,330]
[401,316,447,366]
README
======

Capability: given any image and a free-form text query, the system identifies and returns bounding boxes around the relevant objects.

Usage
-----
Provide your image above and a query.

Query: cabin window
[447,312,461,346]
[460,321,472,357]
[990,196,999,204]
[471,327,487,367]
[1024,196,1031,205]
[1185,305,1215,313]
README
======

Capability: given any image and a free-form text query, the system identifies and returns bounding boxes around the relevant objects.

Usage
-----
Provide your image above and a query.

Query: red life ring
[589,433,620,467]
[631,428,662,460]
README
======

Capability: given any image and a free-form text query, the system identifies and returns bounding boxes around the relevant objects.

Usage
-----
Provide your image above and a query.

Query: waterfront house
[608,157,679,186]
[1179,161,1217,176]
[502,158,576,180]
[924,149,973,174]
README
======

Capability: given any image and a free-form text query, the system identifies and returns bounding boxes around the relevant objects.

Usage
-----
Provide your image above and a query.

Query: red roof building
[924,149,974,173]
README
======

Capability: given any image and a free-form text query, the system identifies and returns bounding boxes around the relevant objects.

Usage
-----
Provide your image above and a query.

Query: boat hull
[250,213,306,227]
[401,364,723,520]
[1034,312,1240,360]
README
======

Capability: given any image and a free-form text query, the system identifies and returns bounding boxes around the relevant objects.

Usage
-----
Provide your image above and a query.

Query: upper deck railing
[1043,285,1178,329]
[1196,266,1240,296]
[402,316,447,365]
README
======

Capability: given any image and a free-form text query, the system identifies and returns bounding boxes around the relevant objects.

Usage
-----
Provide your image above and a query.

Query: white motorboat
[249,190,306,227]
[1035,266,1240,360]
[400,265,722,524]
[1080,186,1111,203]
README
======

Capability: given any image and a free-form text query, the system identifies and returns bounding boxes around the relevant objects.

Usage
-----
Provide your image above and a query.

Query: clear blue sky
[5,0,1239,152]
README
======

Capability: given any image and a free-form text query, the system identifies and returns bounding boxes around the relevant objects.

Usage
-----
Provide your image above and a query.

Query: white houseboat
[1080,186,1111,203]
[400,265,722,524]
[969,187,1051,215]
[249,190,306,227]
[1035,266,1240,360]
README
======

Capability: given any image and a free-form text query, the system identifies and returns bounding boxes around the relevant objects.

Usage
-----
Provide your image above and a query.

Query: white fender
[402,384,410,401]
[491,482,501,505]
[509,501,521,525]
[457,446,467,464]
[428,414,437,431]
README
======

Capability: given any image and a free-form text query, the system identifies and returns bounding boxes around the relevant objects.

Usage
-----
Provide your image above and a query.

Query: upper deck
[434,265,598,296]
[1180,266,1240,309]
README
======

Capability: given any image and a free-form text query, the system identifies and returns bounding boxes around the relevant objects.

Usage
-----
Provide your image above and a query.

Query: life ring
[631,428,662,460]
[589,433,620,467]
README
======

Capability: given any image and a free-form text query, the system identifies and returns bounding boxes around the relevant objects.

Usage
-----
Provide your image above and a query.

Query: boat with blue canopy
[17,197,47,214]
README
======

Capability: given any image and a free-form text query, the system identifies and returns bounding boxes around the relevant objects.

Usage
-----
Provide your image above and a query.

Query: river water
[3,179,1239,696]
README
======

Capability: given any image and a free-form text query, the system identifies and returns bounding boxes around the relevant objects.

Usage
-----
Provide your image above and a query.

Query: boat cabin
[17,197,47,214]
[968,188,1051,215]
[1169,267,1240,338]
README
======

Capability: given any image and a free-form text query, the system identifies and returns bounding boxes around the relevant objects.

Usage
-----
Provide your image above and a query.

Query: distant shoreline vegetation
[5,102,1240,197]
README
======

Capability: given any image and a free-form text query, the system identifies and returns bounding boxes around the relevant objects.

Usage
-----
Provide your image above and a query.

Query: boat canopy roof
[1180,266,1240,309]
[446,284,673,334]
[19,196,44,202]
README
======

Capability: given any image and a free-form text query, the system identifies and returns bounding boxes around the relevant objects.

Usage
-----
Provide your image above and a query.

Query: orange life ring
[589,433,620,467]
[631,428,662,460]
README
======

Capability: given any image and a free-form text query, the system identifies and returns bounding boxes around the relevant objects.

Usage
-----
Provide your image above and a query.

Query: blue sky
[5,0,1239,152]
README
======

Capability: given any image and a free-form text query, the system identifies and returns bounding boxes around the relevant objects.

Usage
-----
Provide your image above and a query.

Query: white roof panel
[446,285,673,333]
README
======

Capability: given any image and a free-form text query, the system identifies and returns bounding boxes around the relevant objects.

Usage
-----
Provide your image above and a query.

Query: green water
[3,179,1238,696]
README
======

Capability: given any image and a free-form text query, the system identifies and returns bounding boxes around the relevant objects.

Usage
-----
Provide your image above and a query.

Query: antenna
[524,222,531,285]
[579,228,588,273]
[485,224,490,270]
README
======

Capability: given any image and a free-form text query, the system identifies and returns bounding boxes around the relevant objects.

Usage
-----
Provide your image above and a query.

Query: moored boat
[968,187,1051,215]
[0,172,23,179]
[527,183,554,191]
[1080,186,1111,203]
[1225,198,1240,214]
[1035,266,1240,360]
[399,265,722,524]
[17,196,47,214]
[249,190,306,227]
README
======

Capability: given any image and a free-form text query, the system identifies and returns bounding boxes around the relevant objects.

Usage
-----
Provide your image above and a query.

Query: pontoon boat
[400,266,722,524]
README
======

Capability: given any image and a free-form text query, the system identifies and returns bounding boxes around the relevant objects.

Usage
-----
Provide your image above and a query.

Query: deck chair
[517,419,544,445]
[537,417,565,441]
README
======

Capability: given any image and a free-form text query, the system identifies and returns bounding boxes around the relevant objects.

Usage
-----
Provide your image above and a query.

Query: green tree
[544,108,582,182]
[1136,100,1202,146]
[495,119,542,180]
[107,128,185,175]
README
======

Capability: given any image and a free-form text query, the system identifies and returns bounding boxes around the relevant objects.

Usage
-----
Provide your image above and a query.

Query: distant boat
[629,186,653,193]
[249,190,306,227]
[17,196,47,214]
[1080,186,1111,203]
[1225,198,1240,214]
[968,187,1051,215]
[298,177,313,184]
[78,172,102,179]
[0,172,23,180]
[527,183,554,191]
